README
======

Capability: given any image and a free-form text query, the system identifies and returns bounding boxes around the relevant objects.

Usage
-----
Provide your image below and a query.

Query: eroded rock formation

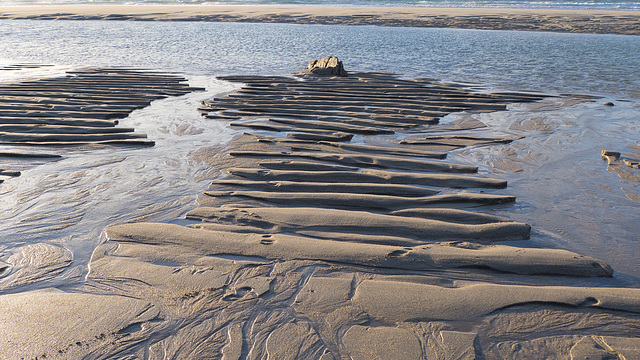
[297,56,348,77]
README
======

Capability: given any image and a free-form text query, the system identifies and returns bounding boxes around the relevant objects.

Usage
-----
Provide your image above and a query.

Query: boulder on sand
[298,56,348,76]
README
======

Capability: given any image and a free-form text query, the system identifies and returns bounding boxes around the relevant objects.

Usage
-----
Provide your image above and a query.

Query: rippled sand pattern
[2,69,640,359]
[0,66,201,187]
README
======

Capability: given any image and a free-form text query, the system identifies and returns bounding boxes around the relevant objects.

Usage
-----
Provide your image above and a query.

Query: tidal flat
[0,12,639,359]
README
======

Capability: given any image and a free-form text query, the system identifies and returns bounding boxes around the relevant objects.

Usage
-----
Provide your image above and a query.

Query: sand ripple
[1,70,638,358]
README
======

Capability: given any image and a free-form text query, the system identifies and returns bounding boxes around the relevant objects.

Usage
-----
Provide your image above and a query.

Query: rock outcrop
[298,56,348,76]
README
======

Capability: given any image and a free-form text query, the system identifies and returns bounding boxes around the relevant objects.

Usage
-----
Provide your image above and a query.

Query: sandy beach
[0,4,639,34]
[0,56,638,358]
[0,4,639,358]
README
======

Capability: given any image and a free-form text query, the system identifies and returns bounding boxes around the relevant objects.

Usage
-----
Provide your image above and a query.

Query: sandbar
[0,5,639,35]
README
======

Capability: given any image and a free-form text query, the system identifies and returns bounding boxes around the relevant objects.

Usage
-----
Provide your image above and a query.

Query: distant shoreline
[1,5,639,35]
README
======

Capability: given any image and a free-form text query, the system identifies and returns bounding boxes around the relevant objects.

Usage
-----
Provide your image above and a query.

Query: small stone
[603,102,615,106]
[623,159,640,169]
[601,150,621,161]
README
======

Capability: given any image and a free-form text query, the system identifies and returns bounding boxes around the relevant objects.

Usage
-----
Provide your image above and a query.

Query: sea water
[2,0,640,10]
[0,21,638,284]
[2,21,639,97]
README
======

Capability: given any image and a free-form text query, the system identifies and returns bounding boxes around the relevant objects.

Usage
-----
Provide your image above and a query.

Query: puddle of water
[450,98,640,279]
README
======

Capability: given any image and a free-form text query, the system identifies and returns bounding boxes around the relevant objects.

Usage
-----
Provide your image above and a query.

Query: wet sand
[0,5,639,356]
[0,67,202,186]
[1,56,639,358]
[1,4,640,35]
[95,70,640,358]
